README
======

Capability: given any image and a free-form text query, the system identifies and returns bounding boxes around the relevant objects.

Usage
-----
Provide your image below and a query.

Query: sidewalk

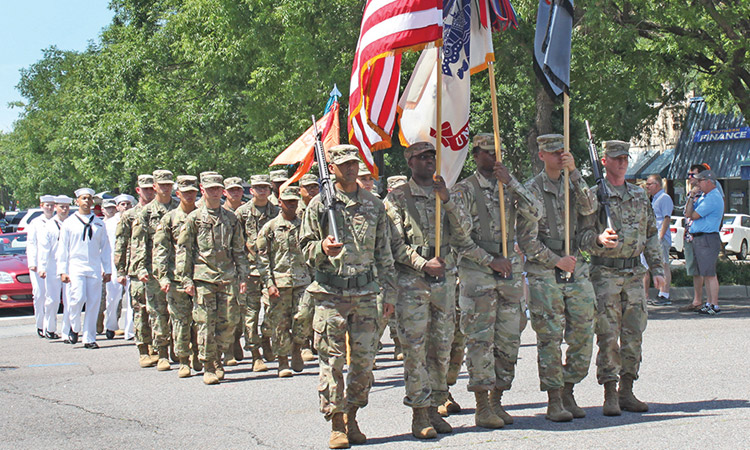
[649,285,750,302]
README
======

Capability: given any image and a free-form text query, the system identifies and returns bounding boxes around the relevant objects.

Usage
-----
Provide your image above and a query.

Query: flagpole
[487,62,508,258]
[435,48,443,258]
[563,92,571,263]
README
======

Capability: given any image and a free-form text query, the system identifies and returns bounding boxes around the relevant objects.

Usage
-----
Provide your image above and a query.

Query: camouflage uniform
[518,164,598,392]
[132,170,179,349]
[114,175,153,347]
[256,200,311,358]
[176,182,250,363]
[452,168,541,392]
[236,178,280,352]
[299,146,397,419]
[580,177,664,385]
[222,177,248,352]
[153,177,199,359]
[384,175,478,408]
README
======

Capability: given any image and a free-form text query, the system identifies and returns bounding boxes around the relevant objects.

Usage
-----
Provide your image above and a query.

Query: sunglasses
[687,173,696,178]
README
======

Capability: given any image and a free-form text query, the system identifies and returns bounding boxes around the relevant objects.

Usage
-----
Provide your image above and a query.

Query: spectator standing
[645,175,674,305]
[684,170,724,315]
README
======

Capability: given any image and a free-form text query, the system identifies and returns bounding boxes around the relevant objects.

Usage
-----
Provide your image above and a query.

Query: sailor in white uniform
[37,195,72,339]
[114,194,136,340]
[26,195,56,337]
[56,188,112,348]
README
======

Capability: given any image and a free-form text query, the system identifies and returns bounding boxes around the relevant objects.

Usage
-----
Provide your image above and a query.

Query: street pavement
[2,300,749,449]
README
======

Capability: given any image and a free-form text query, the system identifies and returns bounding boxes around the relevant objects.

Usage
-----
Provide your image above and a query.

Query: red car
[0,233,33,308]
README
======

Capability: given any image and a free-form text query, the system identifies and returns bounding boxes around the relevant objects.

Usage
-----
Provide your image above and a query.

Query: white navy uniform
[38,215,70,336]
[26,214,52,332]
[56,212,112,344]
[103,213,132,335]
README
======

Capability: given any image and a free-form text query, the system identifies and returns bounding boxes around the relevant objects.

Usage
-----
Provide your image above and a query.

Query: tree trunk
[529,83,556,174]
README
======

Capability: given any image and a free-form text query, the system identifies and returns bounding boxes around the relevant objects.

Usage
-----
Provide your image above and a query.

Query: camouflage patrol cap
[153,169,174,184]
[472,133,495,151]
[199,171,218,180]
[536,134,565,153]
[270,169,289,183]
[177,175,199,192]
[603,140,630,158]
[387,175,408,190]
[358,162,372,177]
[299,174,319,186]
[137,174,154,188]
[329,144,361,165]
[250,174,272,187]
[224,176,243,189]
[280,186,301,201]
[404,141,435,161]
[201,173,224,188]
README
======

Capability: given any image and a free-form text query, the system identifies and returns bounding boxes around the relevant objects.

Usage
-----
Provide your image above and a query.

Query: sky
[0,1,114,132]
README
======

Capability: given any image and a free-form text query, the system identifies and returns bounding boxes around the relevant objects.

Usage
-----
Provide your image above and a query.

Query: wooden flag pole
[488,62,508,258]
[563,92,571,259]
[435,49,443,258]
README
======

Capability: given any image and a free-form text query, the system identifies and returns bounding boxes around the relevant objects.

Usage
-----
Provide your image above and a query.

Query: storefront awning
[637,148,674,178]
[625,149,660,179]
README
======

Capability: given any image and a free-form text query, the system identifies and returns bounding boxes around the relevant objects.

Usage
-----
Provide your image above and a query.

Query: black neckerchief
[75,214,95,241]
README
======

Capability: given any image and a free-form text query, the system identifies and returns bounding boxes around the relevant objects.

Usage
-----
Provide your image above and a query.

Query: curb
[649,286,749,301]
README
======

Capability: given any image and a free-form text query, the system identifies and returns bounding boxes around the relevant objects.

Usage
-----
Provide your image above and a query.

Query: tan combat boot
[156,346,171,371]
[393,337,403,361]
[301,344,315,362]
[252,347,268,372]
[344,406,366,445]
[619,375,649,412]
[261,335,275,362]
[291,342,305,372]
[178,357,191,378]
[489,388,514,425]
[603,380,621,416]
[411,407,437,439]
[214,359,225,380]
[475,391,504,429]
[202,360,219,385]
[277,355,293,378]
[329,412,349,449]
[438,391,461,417]
[149,345,159,364]
[428,406,453,434]
[224,351,238,367]
[138,344,156,368]
[545,388,573,422]
[562,382,586,418]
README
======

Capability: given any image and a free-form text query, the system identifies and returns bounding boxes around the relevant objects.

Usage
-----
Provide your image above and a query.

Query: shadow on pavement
[647,299,750,321]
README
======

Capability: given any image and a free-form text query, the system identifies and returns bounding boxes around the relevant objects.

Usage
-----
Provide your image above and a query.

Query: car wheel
[738,240,748,261]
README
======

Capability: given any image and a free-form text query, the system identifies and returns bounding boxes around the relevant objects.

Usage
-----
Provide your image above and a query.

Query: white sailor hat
[74,188,96,198]
[114,194,135,205]
[40,195,55,203]
[54,195,72,204]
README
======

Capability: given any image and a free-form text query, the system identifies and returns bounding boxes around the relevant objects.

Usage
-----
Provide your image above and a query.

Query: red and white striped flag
[348,0,443,177]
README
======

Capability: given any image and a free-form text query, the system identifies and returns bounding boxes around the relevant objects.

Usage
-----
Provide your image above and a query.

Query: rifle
[311,115,340,243]
[585,120,614,230]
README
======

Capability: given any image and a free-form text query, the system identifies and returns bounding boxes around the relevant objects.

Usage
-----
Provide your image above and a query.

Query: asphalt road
[2,299,749,449]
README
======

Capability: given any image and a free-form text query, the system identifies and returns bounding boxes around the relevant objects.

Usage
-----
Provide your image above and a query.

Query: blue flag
[533,0,573,96]
[325,84,342,114]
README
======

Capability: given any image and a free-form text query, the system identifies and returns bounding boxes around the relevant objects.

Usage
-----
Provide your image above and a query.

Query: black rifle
[585,120,614,230]
[312,115,340,243]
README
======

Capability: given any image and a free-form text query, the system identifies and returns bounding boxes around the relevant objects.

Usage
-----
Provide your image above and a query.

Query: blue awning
[637,148,674,178]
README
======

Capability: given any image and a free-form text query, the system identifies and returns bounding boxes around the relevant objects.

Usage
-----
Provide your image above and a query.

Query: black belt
[413,245,450,260]
[590,255,640,269]
[315,271,374,289]
[691,232,719,237]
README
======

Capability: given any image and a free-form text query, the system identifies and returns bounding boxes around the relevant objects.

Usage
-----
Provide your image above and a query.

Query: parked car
[3,210,26,233]
[720,214,750,260]
[670,216,685,258]
[0,232,33,308]
[16,208,44,232]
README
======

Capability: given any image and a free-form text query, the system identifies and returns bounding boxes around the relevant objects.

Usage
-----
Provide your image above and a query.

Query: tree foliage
[1,0,746,207]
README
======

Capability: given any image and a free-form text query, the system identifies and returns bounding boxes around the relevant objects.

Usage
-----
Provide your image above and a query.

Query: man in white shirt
[56,188,113,348]
[27,195,56,337]
[37,195,72,339]
[103,198,124,339]
[115,194,136,340]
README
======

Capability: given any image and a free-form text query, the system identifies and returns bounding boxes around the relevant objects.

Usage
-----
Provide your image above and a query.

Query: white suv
[721,214,750,260]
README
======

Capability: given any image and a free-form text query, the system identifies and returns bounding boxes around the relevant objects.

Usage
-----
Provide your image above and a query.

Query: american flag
[348,0,443,177]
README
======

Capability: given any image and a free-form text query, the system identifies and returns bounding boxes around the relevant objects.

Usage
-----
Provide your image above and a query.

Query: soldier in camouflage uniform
[176,173,250,385]
[153,175,200,378]
[114,174,156,368]
[451,133,542,428]
[131,170,180,371]
[269,169,288,207]
[256,186,311,378]
[579,140,665,416]
[299,145,397,449]
[222,176,247,366]
[235,174,279,371]
[384,141,481,439]
[517,134,598,422]
[295,173,320,362]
